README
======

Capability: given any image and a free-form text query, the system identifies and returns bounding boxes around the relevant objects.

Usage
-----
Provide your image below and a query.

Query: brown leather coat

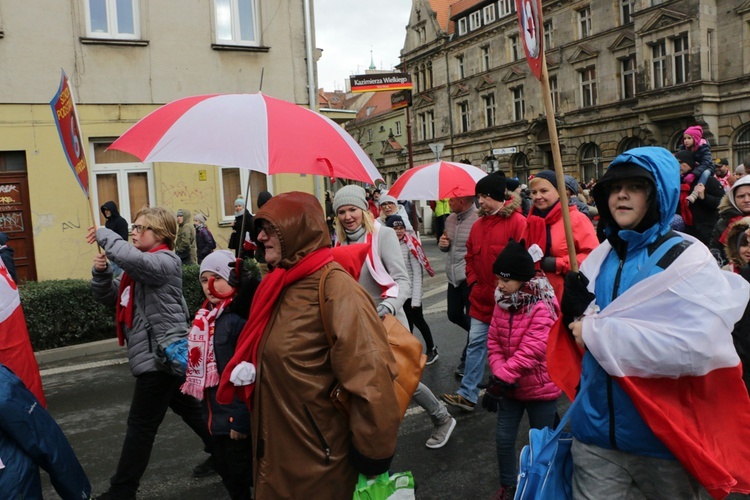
[252,192,400,499]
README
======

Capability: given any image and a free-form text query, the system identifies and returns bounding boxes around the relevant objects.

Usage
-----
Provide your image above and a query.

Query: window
[458,101,470,133]
[549,76,560,114]
[395,121,402,136]
[621,55,636,99]
[85,0,139,39]
[544,21,554,49]
[674,34,689,84]
[579,67,597,107]
[483,94,496,128]
[578,7,591,39]
[367,129,373,142]
[414,71,421,93]
[215,0,259,46]
[512,87,525,121]
[419,111,435,140]
[513,153,530,183]
[483,4,496,24]
[707,30,714,81]
[652,40,668,89]
[469,11,482,30]
[620,0,635,24]
[580,143,603,180]
[458,18,468,35]
[510,35,520,61]
[498,0,516,17]
[221,169,268,218]
[457,55,465,79]
[426,62,433,89]
[481,46,491,71]
[91,142,153,225]
[734,126,750,166]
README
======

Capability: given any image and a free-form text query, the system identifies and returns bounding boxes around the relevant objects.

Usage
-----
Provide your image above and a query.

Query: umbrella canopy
[109,93,382,184]
[387,161,487,200]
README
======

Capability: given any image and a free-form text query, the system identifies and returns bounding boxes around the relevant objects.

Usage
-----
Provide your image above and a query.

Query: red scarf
[216,247,333,406]
[401,233,435,277]
[720,215,746,246]
[679,183,694,226]
[115,243,170,346]
[526,202,565,258]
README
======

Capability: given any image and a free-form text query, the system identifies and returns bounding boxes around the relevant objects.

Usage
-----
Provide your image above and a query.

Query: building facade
[396,0,750,186]
[0,0,316,281]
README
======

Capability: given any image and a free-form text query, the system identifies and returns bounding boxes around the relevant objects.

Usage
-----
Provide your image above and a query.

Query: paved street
[38,237,569,499]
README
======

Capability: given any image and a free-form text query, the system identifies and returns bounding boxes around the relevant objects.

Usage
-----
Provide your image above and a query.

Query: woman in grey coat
[87,206,213,500]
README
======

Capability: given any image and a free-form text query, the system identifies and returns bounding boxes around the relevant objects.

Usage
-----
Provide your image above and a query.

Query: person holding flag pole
[511,5,750,496]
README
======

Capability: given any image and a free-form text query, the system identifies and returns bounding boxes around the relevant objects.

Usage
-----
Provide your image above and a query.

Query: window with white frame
[673,34,689,84]
[221,168,268,219]
[549,75,560,114]
[578,7,591,39]
[458,101,470,133]
[469,11,482,30]
[544,21,554,49]
[621,55,636,99]
[90,141,153,226]
[419,111,435,140]
[498,0,516,17]
[621,0,635,24]
[579,67,597,107]
[481,46,491,71]
[457,55,465,79]
[395,121,402,136]
[484,4,496,24]
[512,87,525,121]
[652,40,668,89]
[458,17,468,35]
[510,35,520,61]
[215,0,259,46]
[85,0,139,39]
[483,93,496,128]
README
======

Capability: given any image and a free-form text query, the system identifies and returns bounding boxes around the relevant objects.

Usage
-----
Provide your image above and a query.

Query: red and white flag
[549,235,750,499]
[0,259,45,406]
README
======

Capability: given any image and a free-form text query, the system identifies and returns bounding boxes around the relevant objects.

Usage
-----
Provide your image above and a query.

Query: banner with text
[390,90,412,109]
[350,73,413,93]
[50,69,89,197]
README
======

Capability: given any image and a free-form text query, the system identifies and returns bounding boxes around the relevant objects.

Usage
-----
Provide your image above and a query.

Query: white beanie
[199,250,234,281]
[379,195,398,206]
[333,185,368,212]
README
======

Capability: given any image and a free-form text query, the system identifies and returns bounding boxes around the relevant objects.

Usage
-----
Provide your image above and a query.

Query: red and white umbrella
[387,161,487,200]
[109,93,382,184]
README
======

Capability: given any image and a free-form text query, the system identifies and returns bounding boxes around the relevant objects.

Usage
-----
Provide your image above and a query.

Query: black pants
[213,434,253,500]
[108,371,212,497]
[447,280,471,364]
[435,214,448,242]
[404,299,435,351]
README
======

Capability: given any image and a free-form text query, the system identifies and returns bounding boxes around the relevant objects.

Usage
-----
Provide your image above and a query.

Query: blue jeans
[457,318,489,403]
[496,398,558,486]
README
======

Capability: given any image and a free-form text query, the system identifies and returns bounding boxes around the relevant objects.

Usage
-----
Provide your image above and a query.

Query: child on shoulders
[678,125,714,186]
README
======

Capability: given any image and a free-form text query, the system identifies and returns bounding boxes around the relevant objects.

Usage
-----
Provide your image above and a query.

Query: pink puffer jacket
[487,298,562,401]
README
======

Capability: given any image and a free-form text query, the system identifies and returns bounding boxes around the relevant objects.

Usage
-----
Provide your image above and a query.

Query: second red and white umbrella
[387,161,488,200]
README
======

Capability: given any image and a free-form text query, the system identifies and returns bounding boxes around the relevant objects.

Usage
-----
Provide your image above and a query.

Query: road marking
[40,358,129,377]
[422,284,447,299]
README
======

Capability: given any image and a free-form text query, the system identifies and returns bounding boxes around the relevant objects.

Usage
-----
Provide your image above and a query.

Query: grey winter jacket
[440,206,478,286]
[398,238,423,307]
[90,228,186,376]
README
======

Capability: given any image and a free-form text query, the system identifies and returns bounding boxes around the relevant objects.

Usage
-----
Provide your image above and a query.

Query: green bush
[20,258,260,351]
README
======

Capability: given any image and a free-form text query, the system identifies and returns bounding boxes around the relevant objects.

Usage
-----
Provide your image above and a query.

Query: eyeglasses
[380,202,396,207]
[131,224,152,234]
[259,224,277,235]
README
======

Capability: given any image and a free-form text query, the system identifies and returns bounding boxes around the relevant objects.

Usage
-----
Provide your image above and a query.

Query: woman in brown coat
[217,191,401,499]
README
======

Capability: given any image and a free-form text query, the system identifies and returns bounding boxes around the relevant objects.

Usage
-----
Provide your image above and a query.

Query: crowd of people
[7,124,750,500]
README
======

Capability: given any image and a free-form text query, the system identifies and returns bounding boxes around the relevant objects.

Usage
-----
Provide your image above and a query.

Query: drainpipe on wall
[445,46,454,161]
[303,0,321,200]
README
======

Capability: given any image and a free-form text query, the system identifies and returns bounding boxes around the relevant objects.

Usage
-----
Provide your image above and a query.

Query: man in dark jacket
[101,201,129,241]
[676,150,723,247]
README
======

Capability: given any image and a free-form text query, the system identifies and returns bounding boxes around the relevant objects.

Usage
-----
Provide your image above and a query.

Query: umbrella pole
[540,52,578,273]
[235,176,253,260]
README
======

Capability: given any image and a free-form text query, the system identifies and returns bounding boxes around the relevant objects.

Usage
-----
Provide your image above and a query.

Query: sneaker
[425,347,439,365]
[454,362,465,378]
[192,456,216,478]
[425,416,456,449]
[493,484,516,500]
[440,393,475,412]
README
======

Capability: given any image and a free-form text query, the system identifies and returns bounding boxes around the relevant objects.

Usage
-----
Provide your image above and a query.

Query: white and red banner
[549,235,750,498]
[50,69,89,197]
[0,259,45,406]
[515,0,544,80]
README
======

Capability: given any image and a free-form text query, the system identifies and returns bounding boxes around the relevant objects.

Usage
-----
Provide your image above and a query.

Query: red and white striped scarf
[180,299,230,400]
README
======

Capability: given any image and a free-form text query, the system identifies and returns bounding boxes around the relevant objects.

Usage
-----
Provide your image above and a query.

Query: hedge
[20,259,260,352]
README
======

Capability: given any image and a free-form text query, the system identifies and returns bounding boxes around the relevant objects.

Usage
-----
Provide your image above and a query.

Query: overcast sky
[314,0,413,91]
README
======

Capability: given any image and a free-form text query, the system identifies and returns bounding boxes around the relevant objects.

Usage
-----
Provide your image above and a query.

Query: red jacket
[368,199,379,219]
[465,197,527,324]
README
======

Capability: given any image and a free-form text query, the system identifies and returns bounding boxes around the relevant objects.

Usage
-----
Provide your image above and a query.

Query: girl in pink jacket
[483,239,561,500]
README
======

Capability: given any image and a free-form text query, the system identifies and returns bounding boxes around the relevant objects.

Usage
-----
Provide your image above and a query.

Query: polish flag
[0,260,46,406]
[549,235,750,499]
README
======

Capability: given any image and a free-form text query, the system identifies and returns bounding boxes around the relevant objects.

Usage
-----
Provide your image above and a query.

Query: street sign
[492,147,517,155]
[350,73,413,93]
[429,143,444,160]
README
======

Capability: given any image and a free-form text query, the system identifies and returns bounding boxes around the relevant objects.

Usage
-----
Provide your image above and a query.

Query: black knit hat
[492,239,535,282]
[475,171,507,201]
[385,214,405,228]
[674,150,695,167]
[533,170,558,190]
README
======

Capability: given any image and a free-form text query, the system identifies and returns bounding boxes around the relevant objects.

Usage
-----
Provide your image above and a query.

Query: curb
[35,338,123,365]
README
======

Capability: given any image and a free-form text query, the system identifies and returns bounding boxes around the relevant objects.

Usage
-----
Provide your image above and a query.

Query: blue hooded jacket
[571,147,685,459]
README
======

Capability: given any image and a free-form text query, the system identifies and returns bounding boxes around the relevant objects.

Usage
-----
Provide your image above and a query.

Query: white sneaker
[425,416,456,449]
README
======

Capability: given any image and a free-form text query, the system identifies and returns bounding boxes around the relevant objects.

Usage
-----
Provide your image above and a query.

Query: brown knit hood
[254,192,331,269]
